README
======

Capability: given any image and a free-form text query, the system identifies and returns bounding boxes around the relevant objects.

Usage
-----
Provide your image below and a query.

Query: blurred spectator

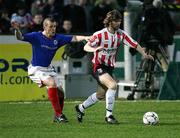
[59,19,73,34]
[78,0,93,33]
[42,0,61,21]
[62,0,87,33]
[91,0,113,31]
[30,13,43,32]
[31,0,45,16]
[11,3,34,33]
[0,9,11,34]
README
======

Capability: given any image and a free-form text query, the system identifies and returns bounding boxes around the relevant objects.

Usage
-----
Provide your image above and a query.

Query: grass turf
[0,100,180,138]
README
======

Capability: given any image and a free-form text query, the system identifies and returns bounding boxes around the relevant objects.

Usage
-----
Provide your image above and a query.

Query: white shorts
[28,65,61,87]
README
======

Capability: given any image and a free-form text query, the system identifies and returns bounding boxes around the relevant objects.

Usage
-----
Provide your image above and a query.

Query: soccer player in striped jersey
[11,17,89,123]
[75,10,154,124]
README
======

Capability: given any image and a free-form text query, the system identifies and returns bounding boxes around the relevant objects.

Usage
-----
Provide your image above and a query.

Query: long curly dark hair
[103,10,122,27]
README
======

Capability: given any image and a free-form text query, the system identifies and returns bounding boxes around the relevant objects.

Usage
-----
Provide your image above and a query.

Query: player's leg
[99,73,119,124]
[79,84,106,112]
[57,86,68,122]
[57,87,64,112]
[53,75,68,122]
[43,77,67,123]
[28,66,66,123]
[75,84,107,122]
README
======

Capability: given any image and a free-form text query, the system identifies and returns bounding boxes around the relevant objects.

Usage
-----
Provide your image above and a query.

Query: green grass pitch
[0,100,180,138]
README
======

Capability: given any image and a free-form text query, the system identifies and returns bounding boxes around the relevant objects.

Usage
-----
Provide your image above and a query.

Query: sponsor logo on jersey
[102,48,117,55]
[41,45,57,50]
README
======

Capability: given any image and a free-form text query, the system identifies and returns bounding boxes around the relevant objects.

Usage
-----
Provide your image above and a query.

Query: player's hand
[143,53,154,61]
[11,21,20,30]
[95,46,103,52]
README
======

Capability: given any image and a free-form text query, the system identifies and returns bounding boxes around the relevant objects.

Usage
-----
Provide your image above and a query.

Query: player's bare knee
[97,85,106,100]
[109,82,117,90]
[48,80,57,88]
[96,92,105,100]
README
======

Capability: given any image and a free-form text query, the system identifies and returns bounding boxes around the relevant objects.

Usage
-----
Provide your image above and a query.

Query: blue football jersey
[22,32,73,67]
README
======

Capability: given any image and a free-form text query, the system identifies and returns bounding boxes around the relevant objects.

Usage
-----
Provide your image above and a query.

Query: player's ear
[43,23,45,28]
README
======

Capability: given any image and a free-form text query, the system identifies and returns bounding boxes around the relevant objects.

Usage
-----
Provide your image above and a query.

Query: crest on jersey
[54,40,58,45]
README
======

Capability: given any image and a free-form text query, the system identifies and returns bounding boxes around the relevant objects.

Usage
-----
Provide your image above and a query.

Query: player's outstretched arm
[136,44,154,60]
[71,35,90,42]
[84,43,103,52]
[11,22,23,40]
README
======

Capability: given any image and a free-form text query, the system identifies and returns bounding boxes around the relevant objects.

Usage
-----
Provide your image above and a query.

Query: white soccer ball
[143,111,159,125]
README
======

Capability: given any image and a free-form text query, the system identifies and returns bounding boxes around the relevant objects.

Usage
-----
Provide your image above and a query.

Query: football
[143,111,159,125]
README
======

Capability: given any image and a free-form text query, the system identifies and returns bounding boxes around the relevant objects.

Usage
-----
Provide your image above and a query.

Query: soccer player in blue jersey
[11,17,90,123]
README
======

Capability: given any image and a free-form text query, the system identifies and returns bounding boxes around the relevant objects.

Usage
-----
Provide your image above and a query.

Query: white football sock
[79,93,99,113]
[106,88,116,117]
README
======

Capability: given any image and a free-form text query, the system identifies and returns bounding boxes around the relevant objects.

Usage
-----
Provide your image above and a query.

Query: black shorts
[92,64,114,82]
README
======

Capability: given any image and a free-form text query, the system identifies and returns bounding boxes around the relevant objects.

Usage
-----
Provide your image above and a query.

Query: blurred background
[0,0,180,101]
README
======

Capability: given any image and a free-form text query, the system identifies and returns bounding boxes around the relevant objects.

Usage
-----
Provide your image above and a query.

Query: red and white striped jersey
[88,28,138,67]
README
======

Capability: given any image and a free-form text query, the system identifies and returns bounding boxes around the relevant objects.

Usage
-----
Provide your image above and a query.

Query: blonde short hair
[43,17,56,28]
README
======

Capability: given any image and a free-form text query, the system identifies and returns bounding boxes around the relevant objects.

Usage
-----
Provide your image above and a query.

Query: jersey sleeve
[57,34,73,46]
[22,32,36,43]
[87,33,100,47]
[121,30,138,48]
